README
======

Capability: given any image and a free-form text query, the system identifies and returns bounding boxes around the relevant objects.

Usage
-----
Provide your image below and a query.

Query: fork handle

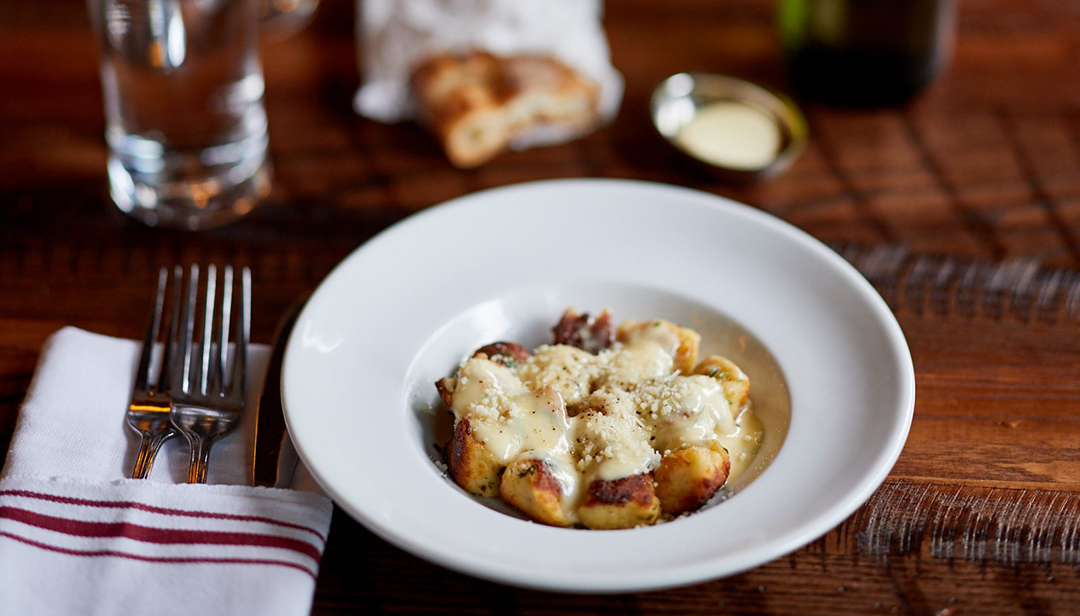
[187,435,217,483]
[131,431,174,479]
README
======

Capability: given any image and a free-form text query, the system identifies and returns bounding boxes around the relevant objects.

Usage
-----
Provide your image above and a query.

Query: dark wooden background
[2,0,1079,613]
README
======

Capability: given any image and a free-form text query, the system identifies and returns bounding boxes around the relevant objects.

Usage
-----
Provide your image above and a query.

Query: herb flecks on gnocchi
[436,308,763,529]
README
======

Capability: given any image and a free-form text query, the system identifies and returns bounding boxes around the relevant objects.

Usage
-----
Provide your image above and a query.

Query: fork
[170,264,251,484]
[127,266,181,479]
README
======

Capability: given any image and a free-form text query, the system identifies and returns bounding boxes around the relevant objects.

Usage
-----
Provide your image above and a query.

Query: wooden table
[3,0,1079,613]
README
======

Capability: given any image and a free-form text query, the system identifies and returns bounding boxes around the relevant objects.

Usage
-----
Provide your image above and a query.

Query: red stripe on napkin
[0,531,317,579]
[0,489,327,542]
[0,506,321,561]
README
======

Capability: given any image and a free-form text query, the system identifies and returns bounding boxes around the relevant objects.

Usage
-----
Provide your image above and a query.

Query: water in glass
[89,0,271,229]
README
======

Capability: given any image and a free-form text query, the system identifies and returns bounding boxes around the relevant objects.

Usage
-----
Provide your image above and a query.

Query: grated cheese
[444,318,763,505]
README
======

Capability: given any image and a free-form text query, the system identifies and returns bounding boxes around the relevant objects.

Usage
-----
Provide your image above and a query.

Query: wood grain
[2,0,1080,613]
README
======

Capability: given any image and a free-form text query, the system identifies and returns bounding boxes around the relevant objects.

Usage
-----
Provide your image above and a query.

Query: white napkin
[0,327,333,616]
[354,0,624,147]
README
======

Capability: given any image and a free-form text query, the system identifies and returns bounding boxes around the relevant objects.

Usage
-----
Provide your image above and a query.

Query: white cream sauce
[446,320,764,505]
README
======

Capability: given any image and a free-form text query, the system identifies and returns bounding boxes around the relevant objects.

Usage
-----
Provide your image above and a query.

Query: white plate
[282,179,915,593]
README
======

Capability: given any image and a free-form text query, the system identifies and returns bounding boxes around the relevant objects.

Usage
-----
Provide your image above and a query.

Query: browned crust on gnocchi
[445,416,504,497]
[552,308,615,354]
[435,377,455,408]
[654,444,731,516]
[473,341,530,366]
[499,458,575,527]
[578,473,661,529]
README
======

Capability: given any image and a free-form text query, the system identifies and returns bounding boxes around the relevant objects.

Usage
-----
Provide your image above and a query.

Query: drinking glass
[88,0,272,230]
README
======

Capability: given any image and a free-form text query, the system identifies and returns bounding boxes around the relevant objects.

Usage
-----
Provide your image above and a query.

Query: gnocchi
[437,309,763,529]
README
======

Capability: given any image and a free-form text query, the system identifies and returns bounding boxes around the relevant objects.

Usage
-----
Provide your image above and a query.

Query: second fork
[170,264,251,483]
[127,266,181,479]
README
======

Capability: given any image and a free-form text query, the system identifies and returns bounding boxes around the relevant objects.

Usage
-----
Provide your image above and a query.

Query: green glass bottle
[778,0,956,106]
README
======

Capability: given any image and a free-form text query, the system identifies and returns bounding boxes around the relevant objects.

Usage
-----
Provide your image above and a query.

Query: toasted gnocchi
[578,474,661,530]
[437,309,763,528]
[499,457,577,527]
[654,444,731,516]
[444,416,503,497]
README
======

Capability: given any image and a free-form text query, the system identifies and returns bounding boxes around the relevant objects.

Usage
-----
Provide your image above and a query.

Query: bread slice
[411,50,600,168]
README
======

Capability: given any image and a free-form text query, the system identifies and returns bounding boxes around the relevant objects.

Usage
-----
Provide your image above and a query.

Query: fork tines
[175,264,249,401]
[171,264,251,483]
[127,265,182,479]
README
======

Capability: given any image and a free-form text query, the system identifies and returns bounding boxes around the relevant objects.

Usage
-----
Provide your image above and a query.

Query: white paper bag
[353,0,623,148]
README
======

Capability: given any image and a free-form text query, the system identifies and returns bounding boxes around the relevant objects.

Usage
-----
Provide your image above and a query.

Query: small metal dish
[651,72,808,181]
